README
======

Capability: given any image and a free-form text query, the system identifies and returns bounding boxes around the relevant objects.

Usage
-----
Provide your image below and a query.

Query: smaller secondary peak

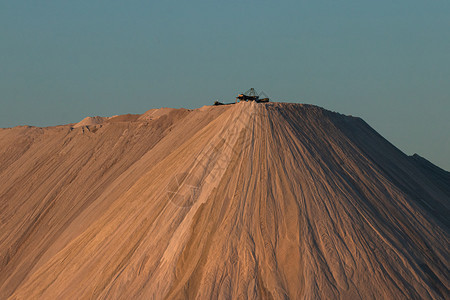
[73,116,109,128]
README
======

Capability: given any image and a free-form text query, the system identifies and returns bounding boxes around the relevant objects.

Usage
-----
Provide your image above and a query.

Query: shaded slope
[1,102,448,299]
[409,154,450,198]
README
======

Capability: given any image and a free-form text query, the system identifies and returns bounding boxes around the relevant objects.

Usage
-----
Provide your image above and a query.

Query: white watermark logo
[166,104,265,208]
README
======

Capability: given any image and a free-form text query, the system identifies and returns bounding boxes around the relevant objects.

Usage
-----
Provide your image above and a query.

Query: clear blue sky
[1,1,449,169]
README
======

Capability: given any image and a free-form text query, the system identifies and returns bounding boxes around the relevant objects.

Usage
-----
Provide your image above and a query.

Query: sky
[1,1,449,170]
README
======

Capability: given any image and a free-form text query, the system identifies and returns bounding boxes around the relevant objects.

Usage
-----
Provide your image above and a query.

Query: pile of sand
[138,107,178,121]
[0,102,448,299]
[73,116,109,128]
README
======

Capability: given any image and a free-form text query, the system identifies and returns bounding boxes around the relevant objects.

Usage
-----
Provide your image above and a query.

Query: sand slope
[0,102,448,299]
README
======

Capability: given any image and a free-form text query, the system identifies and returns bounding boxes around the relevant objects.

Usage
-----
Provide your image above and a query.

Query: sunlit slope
[1,102,448,299]
[0,105,230,298]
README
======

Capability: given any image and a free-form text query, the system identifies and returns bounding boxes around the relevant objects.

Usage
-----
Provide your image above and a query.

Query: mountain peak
[0,102,448,299]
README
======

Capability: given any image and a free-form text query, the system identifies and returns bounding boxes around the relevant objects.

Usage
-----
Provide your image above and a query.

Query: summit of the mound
[0,102,448,299]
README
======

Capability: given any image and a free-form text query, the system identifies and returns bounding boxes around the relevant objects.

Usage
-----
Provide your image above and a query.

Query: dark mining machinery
[236,88,269,103]
[213,88,270,106]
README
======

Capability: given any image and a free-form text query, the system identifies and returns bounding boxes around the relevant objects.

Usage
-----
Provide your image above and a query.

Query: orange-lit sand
[0,102,448,299]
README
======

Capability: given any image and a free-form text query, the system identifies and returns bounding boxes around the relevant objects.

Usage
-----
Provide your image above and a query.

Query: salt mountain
[0,102,448,299]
